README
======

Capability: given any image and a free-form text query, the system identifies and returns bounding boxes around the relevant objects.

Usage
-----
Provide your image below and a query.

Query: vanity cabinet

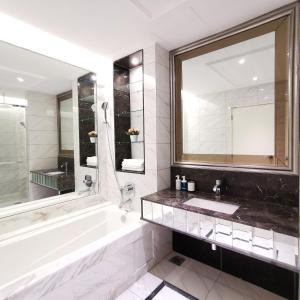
[141,199,298,270]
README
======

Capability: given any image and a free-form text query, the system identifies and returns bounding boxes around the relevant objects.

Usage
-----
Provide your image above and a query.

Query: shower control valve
[83,175,93,187]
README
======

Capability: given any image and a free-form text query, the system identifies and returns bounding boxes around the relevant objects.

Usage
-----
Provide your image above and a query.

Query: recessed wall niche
[113,50,145,174]
[77,73,97,168]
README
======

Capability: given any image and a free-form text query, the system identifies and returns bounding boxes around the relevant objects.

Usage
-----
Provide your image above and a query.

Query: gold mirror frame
[170,2,299,174]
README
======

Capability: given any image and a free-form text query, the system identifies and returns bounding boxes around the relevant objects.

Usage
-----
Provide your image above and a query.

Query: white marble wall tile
[156,117,170,144]
[144,116,157,144]
[27,115,57,131]
[28,145,58,160]
[143,45,156,67]
[144,62,156,91]
[156,63,169,93]
[157,168,170,190]
[156,90,170,118]
[157,143,170,170]
[145,143,158,170]
[155,44,170,69]
[28,132,58,145]
[144,89,157,118]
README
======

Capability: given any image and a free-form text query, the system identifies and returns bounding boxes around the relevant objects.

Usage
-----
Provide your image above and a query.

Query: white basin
[184,198,239,215]
[45,171,65,176]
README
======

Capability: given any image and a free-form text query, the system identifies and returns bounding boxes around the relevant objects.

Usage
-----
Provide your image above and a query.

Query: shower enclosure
[0,106,28,207]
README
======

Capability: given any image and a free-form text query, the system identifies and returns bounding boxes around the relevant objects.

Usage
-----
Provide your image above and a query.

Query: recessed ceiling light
[238,58,245,64]
[17,77,24,82]
[259,88,264,92]
[252,76,258,81]
[131,57,139,66]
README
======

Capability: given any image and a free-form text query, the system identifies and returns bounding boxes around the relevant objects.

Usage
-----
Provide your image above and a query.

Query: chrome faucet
[213,179,222,197]
[119,182,135,211]
[60,161,68,173]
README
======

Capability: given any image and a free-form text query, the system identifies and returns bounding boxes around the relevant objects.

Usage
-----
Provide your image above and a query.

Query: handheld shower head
[101,102,108,110]
[101,102,109,123]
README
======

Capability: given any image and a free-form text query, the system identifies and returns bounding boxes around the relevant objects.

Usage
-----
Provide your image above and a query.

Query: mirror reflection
[175,16,291,169]
[0,41,94,208]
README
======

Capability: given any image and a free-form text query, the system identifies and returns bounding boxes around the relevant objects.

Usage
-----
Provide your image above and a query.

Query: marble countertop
[141,189,299,237]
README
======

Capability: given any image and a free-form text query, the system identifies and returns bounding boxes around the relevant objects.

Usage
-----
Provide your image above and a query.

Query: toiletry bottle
[188,180,196,192]
[175,175,181,190]
[181,176,187,191]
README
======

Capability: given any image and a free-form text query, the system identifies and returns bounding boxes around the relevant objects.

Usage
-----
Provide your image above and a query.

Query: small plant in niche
[126,128,139,142]
[88,131,97,143]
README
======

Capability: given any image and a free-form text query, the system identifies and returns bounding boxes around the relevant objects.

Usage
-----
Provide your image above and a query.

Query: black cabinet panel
[222,248,298,300]
[173,232,298,299]
[173,232,221,270]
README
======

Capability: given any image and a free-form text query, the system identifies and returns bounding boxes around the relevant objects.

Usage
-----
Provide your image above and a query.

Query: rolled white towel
[122,158,144,167]
[122,166,144,172]
[86,156,98,166]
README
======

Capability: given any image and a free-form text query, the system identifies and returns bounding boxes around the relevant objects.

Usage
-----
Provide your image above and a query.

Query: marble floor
[116,252,286,300]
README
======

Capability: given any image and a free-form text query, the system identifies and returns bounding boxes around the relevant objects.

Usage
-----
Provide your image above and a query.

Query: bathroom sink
[45,171,65,176]
[183,198,239,215]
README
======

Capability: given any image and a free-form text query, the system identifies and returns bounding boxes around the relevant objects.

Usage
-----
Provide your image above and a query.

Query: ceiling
[182,32,275,96]
[0,0,294,60]
[0,40,87,95]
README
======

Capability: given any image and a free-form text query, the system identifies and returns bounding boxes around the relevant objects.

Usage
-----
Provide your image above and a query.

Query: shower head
[101,102,108,110]
[101,102,109,123]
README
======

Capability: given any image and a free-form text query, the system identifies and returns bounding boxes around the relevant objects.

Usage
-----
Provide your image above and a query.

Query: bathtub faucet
[119,182,135,211]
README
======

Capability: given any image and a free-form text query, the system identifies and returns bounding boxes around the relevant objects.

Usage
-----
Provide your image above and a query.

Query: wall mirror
[171,7,298,173]
[57,91,73,156]
[113,50,145,174]
[0,40,97,210]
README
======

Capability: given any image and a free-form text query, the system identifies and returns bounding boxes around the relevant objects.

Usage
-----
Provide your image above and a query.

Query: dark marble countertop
[141,189,299,237]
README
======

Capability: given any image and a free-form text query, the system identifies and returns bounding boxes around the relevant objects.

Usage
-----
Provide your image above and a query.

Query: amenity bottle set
[175,175,195,192]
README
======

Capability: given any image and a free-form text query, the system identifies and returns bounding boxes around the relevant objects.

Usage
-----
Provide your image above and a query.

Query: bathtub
[0,202,172,300]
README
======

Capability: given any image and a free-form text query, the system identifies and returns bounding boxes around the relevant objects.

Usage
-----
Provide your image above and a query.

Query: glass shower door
[0,106,28,207]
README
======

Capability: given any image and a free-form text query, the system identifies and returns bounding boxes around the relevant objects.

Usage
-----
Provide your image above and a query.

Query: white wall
[26,91,58,171]
[60,98,73,151]
[183,82,274,155]
[232,104,274,155]
[102,44,171,211]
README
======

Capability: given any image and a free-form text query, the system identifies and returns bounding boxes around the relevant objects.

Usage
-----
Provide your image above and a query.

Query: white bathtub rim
[0,192,100,220]
[0,200,112,245]
[1,220,148,299]
[0,206,147,299]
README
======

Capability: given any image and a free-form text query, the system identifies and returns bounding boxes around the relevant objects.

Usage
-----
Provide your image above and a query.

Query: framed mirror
[0,39,97,210]
[171,5,299,173]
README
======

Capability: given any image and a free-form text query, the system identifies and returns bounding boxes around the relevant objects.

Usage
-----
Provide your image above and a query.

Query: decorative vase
[130,135,138,142]
[90,137,97,143]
